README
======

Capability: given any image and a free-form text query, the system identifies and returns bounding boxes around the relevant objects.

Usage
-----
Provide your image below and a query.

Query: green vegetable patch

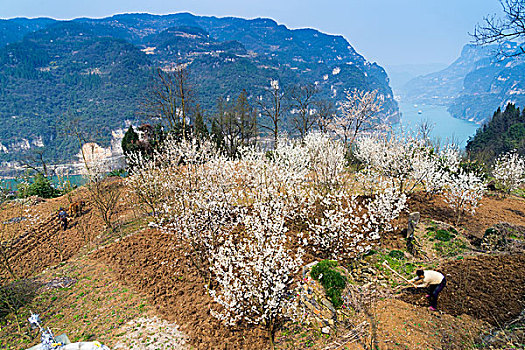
[310,260,346,309]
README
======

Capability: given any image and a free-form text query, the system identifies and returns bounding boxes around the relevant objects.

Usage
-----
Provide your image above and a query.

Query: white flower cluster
[301,189,368,258]
[303,132,346,188]
[354,134,462,193]
[367,186,407,232]
[208,200,303,329]
[354,134,429,194]
[301,186,406,259]
[493,150,525,193]
[414,145,461,195]
[354,134,486,222]
[443,169,485,223]
[126,132,407,330]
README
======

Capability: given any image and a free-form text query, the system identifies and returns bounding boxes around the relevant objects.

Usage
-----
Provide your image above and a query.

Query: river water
[0,174,86,191]
[395,102,480,148]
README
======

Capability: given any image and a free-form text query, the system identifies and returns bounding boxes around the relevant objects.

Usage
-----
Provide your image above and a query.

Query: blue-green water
[0,174,86,191]
[396,102,480,148]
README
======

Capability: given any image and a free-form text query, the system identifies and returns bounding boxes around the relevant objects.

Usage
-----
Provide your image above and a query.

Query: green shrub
[326,287,343,309]
[108,168,127,177]
[17,173,60,199]
[388,250,405,260]
[311,260,346,309]
[434,229,453,242]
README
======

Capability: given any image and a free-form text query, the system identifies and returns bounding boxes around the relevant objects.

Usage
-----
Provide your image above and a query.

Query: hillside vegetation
[1,131,524,349]
[467,103,525,164]
[0,13,397,164]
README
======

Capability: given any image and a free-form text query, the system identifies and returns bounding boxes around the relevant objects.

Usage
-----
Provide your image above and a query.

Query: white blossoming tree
[334,89,385,148]
[208,200,302,349]
[443,169,485,224]
[126,131,411,347]
[304,132,346,189]
[302,186,406,260]
[354,134,422,194]
[493,150,525,195]
[354,134,463,197]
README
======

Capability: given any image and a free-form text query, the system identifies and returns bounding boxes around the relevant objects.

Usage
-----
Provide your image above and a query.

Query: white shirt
[413,270,444,287]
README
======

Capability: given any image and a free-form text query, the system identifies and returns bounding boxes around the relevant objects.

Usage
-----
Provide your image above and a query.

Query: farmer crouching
[410,269,446,311]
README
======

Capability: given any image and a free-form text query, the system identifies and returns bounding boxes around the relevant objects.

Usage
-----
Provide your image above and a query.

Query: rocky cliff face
[401,43,525,123]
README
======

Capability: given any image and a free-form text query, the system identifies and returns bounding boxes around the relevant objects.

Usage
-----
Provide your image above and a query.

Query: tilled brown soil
[4,186,525,349]
[4,212,92,279]
[93,229,269,350]
[93,228,494,350]
[0,179,129,280]
[374,299,488,350]
[400,253,525,326]
[408,192,525,238]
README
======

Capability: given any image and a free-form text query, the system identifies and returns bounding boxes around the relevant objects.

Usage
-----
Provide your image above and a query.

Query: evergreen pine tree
[211,119,225,152]
[467,103,525,166]
[121,125,140,155]
[194,105,209,141]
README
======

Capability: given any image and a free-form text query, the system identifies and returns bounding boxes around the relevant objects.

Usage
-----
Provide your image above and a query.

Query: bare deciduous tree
[333,89,384,148]
[314,99,337,133]
[289,84,319,140]
[416,118,435,145]
[84,166,122,232]
[21,149,49,177]
[69,120,123,232]
[144,67,194,139]
[212,91,258,157]
[473,0,525,56]
[256,80,286,148]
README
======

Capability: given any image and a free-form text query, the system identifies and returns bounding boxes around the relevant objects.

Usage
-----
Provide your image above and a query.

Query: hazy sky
[0,0,504,67]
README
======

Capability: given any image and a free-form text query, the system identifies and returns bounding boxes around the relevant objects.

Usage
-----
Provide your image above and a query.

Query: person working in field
[58,207,68,231]
[409,269,446,311]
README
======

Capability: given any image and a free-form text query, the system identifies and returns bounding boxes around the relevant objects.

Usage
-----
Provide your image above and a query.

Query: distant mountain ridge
[400,43,525,123]
[0,13,397,165]
[0,17,56,48]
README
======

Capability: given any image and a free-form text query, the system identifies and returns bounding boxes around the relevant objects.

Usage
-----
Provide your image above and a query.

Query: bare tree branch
[472,0,525,57]
[289,84,319,140]
[256,80,286,148]
[143,67,194,138]
[332,89,384,148]
[314,99,337,133]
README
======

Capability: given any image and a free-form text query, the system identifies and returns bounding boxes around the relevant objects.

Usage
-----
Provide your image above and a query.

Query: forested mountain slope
[466,103,525,164]
[401,43,525,124]
[0,13,397,164]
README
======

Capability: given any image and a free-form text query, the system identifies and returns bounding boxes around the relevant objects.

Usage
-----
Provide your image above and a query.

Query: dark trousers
[428,277,446,308]
[60,218,68,230]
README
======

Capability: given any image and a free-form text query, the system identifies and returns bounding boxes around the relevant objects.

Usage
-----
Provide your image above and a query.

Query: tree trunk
[268,324,275,350]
